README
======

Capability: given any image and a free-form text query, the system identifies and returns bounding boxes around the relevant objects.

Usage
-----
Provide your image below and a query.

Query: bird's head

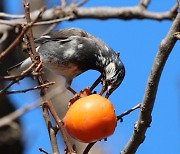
[100,55,125,98]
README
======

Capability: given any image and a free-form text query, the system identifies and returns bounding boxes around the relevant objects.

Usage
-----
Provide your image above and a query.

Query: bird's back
[37,28,118,78]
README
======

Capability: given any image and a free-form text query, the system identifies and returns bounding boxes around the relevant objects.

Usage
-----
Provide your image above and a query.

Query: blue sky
[5,0,180,154]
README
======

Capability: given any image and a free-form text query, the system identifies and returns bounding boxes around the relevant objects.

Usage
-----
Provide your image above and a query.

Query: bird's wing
[7,57,32,75]
[34,36,72,44]
[34,28,89,44]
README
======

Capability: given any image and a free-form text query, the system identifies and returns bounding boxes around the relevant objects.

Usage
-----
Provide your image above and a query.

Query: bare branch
[83,142,96,154]
[0,3,178,33]
[76,0,89,7]
[0,85,67,128]
[42,23,59,35]
[75,5,177,20]
[0,12,25,18]
[22,1,75,153]
[39,148,50,154]
[0,63,35,95]
[117,104,141,122]
[5,81,55,95]
[173,32,180,39]
[0,24,32,60]
[34,15,73,25]
[0,71,43,81]
[121,11,180,154]
[90,74,103,91]
[0,7,45,61]
[61,0,67,7]
[139,0,151,9]
[22,1,62,153]
[0,19,24,26]
[0,102,39,127]
[42,103,60,154]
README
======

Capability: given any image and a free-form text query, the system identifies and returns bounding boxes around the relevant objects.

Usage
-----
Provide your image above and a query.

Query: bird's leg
[67,86,77,95]
[99,81,111,98]
[90,74,103,91]
[99,85,107,96]
[66,80,77,95]
[105,92,110,98]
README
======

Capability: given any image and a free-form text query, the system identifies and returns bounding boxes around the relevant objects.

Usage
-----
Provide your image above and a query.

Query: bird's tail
[7,57,32,75]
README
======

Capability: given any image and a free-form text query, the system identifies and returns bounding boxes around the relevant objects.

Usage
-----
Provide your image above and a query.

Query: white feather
[105,62,116,80]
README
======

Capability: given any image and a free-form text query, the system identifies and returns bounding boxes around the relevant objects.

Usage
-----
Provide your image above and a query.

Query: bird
[8,28,125,98]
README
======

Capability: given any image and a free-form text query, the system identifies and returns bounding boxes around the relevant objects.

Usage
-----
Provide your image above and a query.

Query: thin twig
[139,0,151,9]
[39,148,50,154]
[0,85,66,128]
[117,104,141,122]
[83,142,96,154]
[72,0,77,4]
[0,102,39,127]
[42,23,59,35]
[0,7,45,61]
[76,0,89,7]
[90,74,103,91]
[61,0,67,7]
[42,103,60,154]
[0,63,35,95]
[173,32,180,39]
[0,15,72,26]
[0,19,23,26]
[170,3,179,15]
[46,98,75,153]
[23,0,38,56]
[34,15,73,25]
[5,81,55,95]
[0,24,31,60]
[0,12,25,18]
[0,72,43,81]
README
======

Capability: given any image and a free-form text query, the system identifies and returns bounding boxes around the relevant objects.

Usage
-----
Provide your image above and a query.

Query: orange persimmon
[64,94,117,143]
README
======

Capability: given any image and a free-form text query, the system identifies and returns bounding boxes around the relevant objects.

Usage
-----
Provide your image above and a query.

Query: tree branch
[22,1,61,153]
[83,142,96,154]
[117,104,141,122]
[0,12,24,18]
[139,0,151,9]
[0,102,39,127]
[42,103,60,154]
[39,148,50,154]
[0,7,45,61]
[121,8,180,154]
[74,4,177,20]
[0,2,178,33]
[5,81,55,95]
[22,1,75,153]
[0,63,35,95]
